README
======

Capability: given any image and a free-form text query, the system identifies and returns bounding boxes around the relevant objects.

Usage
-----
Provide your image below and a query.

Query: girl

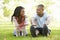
[11,6,28,37]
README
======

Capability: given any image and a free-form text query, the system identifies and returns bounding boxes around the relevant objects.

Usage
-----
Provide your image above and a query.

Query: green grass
[0,22,60,40]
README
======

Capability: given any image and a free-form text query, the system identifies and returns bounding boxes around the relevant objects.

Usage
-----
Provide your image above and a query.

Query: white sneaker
[16,34,19,37]
[35,30,39,36]
[47,33,50,36]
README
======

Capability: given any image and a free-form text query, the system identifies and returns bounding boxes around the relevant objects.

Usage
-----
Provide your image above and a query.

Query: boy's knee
[30,26,37,37]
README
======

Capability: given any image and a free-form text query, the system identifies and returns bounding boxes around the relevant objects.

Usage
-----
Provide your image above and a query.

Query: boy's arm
[45,15,51,25]
[31,16,38,28]
[31,18,36,26]
[31,17,38,28]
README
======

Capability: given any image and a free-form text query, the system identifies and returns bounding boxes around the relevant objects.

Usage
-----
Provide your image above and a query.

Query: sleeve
[31,16,37,26]
[25,17,29,25]
[45,14,51,25]
[13,17,19,27]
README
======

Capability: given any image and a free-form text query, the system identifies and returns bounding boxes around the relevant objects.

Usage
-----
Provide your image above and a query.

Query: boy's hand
[43,24,46,27]
[33,25,37,28]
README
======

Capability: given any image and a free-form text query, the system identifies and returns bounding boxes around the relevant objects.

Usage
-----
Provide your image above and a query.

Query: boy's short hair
[37,4,44,7]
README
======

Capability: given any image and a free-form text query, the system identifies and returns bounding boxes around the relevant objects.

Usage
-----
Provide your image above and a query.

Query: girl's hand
[19,22,25,27]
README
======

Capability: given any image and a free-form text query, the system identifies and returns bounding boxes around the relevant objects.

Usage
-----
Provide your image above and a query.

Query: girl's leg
[22,27,27,36]
[20,31,22,36]
[16,27,20,37]
[19,28,23,36]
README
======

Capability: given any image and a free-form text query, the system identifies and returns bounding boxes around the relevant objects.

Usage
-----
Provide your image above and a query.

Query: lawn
[0,22,60,40]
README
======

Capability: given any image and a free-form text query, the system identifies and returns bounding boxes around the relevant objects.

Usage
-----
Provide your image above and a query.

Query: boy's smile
[36,5,44,17]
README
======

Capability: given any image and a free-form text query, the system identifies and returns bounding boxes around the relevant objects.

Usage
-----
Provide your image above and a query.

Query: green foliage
[2,0,55,17]
[37,0,55,14]
[4,0,10,4]
[3,7,11,17]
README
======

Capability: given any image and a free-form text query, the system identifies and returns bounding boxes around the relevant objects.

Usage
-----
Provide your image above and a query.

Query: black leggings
[30,25,48,37]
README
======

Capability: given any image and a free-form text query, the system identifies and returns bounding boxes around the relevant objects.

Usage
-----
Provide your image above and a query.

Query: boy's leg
[30,26,37,37]
[36,28,43,35]
[47,27,51,36]
[42,25,50,36]
[35,29,39,36]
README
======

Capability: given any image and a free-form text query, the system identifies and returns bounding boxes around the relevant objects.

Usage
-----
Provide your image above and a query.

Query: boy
[30,4,51,37]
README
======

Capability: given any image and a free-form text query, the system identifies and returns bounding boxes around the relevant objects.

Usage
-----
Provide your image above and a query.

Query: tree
[3,7,11,17]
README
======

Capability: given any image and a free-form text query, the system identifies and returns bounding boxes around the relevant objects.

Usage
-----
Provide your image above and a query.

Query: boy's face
[36,6,44,15]
[20,9,25,16]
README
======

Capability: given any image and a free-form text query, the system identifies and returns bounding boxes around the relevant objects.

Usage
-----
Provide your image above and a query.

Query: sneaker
[35,30,39,36]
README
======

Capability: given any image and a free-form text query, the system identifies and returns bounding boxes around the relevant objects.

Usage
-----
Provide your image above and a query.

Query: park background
[0,0,60,40]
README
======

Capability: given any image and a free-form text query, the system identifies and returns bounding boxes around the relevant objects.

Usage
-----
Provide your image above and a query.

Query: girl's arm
[13,17,19,27]
[19,17,29,27]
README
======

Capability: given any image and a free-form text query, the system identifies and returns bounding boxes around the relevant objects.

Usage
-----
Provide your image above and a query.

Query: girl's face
[20,9,25,17]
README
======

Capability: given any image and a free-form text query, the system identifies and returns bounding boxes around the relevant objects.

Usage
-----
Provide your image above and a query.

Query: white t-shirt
[31,13,50,28]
